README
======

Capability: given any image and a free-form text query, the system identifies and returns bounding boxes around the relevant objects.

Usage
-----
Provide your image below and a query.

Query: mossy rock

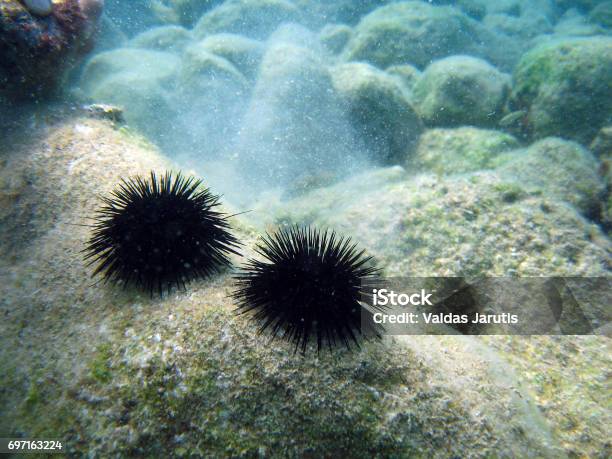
[193,0,301,40]
[497,137,605,217]
[411,55,510,128]
[331,62,423,164]
[128,25,193,52]
[318,23,352,55]
[510,37,612,144]
[413,127,520,175]
[273,168,611,278]
[195,33,264,80]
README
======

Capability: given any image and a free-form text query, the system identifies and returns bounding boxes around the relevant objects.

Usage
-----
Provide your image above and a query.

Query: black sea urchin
[84,171,240,296]
[233,226,380,353]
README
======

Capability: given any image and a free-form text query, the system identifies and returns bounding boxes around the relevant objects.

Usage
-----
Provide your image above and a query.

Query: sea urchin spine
[84,171,241,296]
[233,226,381,353]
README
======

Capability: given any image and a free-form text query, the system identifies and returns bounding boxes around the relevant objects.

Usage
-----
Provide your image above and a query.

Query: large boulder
[159,0,225,28]
[386,64,422,94]
[128,25,193,53]
[552,8,607,37]
[173,42,251,158]
[294,0,393,26]
[411,56,511,128]
[273,168,611,278]
[80,49,180,149]
[509,37,612,144]
[235,43,361,189]
[0,114,573,458]
[412,127,520,175]
[318,23,353,55]
[196,33,264,81]
[484,12,553,40]
[497,137,605,217]
[341,1,521,71]
[331,63,423,164]
[591,126,612,230]
[193,0,301,40]
[588,1,612,28]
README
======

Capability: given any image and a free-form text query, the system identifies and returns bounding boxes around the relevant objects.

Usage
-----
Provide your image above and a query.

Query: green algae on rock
[195,33,264,81]
[193,0,301,40]
[509,37,612,144]
[0,114,569,458]
[497,137,605,217]
[412,127,520,175]
[331,62,423,165]
[341,1,521,71]
[386,64,422,94]
[128,25,193,52]
[411,55,511,128]
[318,23,352,55]
[272,169,611,277]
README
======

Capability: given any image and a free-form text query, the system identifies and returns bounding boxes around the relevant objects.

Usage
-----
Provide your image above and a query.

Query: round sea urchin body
[84,171,240,296]
[233,226,380,353]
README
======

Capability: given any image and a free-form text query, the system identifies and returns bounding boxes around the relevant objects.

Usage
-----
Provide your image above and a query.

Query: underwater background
[0,0,611,457]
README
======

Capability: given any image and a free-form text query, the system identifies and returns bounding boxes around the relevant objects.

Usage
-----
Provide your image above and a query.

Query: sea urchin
[233,226,380,353]
[84,171,240,296]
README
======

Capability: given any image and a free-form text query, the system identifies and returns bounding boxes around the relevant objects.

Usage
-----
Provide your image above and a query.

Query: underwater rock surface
[3,0,612,456]
[193,0,301,40]
[128,24,193,52]
[0,0,104,99]
[0,114,574,458]
[412,127,520,175]
[510,36,612,144]
[342,1,521,71]
[498,137,605,217]
[411,55,511,128]
[273,168,610,277]
[331,62,423,165]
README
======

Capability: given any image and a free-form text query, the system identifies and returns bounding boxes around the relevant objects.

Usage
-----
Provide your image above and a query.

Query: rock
[484,13,553,40]
[80,49,180,149]
[553,8,606,36]
[0,0,104,99]
[554,0,610,14]
[510,37,612,145]
[161,0,224,28]
[196,33,264,80]
[128,25,193,52]
[174,43,250,157]
[267,22,324,53]
[330,62,423,164]
[236,43,361,189]
[588,1,612,28]
[318,23,352,55]
[497,137,605,217]
[0,114,574,458]
[590,126,612,230]
[22,0,52,16]
[80,49,179,92]
[341,1,521,71]
[193,0,301,40]
[273,168,611,278]
[590,125,612,157]
[386,64,422,93]
[103,0,164,36]
[294,0,393,26]
[412,127,520,175]
[411,56,510,128]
